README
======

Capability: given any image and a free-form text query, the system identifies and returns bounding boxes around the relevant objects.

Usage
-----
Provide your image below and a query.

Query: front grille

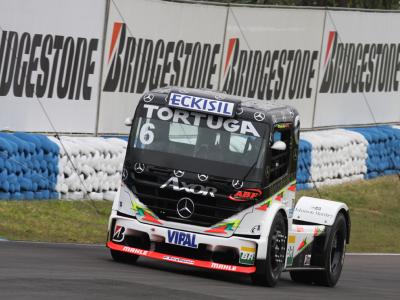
[130,172,252,228]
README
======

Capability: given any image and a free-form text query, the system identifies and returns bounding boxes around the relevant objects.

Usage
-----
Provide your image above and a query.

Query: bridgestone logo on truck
[103,22,221,93]
[0,29,99,99]
[320,31,400,94]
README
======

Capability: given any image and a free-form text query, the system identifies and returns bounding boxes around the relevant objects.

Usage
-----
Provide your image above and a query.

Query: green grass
[0,176,399,252]
[0,200,111,244]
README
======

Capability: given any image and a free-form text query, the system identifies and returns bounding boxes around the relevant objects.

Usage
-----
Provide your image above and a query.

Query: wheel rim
[330,229,345,274]
[270,223,286,273]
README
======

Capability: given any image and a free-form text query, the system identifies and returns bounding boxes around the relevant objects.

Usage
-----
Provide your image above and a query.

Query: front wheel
[313,212,347,287]
[251,212,287,287]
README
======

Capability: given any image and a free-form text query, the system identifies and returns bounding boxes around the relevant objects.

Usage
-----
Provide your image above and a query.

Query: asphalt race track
[0,241,399,300]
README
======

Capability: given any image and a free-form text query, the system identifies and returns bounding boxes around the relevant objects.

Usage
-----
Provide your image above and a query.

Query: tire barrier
[47,136,127,200]
[298,129,368,189]
[0,126,399,200]
[0,133,59,200]
[349,126,400,179]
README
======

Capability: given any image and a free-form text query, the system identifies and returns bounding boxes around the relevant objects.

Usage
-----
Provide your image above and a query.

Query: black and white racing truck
[107,87,350,287]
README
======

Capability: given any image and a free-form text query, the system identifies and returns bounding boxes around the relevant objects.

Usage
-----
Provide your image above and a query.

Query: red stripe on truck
[107,241,256,274]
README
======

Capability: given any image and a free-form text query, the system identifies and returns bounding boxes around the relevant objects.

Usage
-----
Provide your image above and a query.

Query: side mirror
[271,140,286,151]
[124,117,132,126]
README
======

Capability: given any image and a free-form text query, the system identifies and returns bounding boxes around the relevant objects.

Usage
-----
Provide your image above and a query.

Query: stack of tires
[0,133,59,200]
[350,126,400,179]
[49,136,127,200]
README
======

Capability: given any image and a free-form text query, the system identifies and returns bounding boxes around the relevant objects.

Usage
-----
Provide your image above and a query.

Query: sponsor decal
[143,104,260,137]
[223,38,319,100]
[304,254,311,266]
[0,29,98,100]
[160,176,217,197]
[166,229,198,248]
[103,23,221,94]
[228,188,262,202]
[276,123,291,129]
[122,246,148,256]
[112,225,125,242]
[320,31,400,94]
[294,207,334,219]
[239,246,256,265]
[286,245,295,266]
[211,262,237,271]
[288,235,296,244]
[168,92,235,117]
[163,256,195,265]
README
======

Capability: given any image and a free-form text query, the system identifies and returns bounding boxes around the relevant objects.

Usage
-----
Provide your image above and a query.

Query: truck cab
[107,87,350,287]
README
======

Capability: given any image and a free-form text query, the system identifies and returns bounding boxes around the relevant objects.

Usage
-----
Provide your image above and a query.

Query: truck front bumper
[107,213,259,274]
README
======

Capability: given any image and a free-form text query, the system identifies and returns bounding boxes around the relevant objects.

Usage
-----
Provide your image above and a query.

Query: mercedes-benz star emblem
[174,170,184,177]
[143,94,154,103]
[198,174,208,182]
[176,198,195,219]
[134,163,145,174]
[254,112,265,122]
[232,179,243,190]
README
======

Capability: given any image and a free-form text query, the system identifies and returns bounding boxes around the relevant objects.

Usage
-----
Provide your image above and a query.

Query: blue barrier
[349,126,400,179]
[296,139,313,190]
[0,132,59,200]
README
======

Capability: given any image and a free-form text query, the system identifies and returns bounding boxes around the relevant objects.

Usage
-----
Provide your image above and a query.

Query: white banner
[0,0,106,133]
[314,10,400,127]
[221,7,325,129]
[98,0,227,134]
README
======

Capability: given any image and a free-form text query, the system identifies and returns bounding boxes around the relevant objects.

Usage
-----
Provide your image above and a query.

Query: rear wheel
[110,249,139,264]
[251,212,287,287]
[289,213,347,287]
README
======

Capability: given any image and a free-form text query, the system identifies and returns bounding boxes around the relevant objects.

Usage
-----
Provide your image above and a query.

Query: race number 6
[139,123,155,145]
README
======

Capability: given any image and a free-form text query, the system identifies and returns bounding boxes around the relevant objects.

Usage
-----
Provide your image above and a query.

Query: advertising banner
[314,10,400,127]
[98,0,227,134]
[221,7,325,129]
[0,0,106,133]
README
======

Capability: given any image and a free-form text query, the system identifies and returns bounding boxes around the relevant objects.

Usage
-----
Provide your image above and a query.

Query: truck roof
[141,86,299,126]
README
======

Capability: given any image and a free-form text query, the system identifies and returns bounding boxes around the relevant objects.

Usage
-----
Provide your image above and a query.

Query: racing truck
[107,87,350,287]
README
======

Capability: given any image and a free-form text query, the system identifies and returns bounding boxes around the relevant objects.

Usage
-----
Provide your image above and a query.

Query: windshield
[127,104,268,181]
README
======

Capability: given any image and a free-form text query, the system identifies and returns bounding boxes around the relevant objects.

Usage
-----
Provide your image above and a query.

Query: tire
[251,212,287,287]
[313,213,347,287]
[289,213,347,287]
[110,249,139,264]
